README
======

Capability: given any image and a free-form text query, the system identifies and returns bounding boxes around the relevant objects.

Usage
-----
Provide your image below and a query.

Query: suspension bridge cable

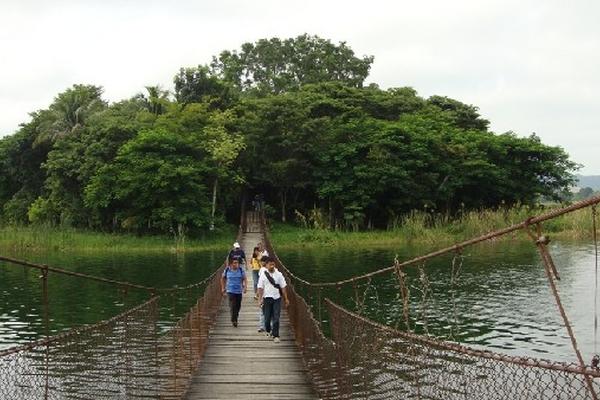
[267,195,600,287]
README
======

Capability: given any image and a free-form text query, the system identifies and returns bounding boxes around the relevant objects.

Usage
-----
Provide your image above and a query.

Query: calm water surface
[0,249,225,349]
[278,240,600,364]
[1,240,599,365]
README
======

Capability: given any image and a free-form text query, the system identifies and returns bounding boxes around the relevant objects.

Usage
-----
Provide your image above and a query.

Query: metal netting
[326,298,600,400]
[0,297,160,399]
[259,197,600,399]
[4,198,600,399]
[0,265,225,400]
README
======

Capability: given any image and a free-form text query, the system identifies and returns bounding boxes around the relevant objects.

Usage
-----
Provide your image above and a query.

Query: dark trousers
[263,297,282,337]
[228,293,242,323]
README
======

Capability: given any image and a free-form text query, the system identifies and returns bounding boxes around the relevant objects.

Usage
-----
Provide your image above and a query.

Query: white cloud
[0,0,598,172]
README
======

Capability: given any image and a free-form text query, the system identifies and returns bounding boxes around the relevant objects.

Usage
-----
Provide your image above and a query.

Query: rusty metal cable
[269,195,600,287]
[259,202,600,399]
[325,297,600,376]
[0,222,246,294]
[594,206,599,355]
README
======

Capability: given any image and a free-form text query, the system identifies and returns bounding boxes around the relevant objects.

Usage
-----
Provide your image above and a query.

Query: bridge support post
[528,225,598,400]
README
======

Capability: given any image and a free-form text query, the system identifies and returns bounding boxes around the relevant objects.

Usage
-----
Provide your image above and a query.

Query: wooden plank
[185,231,319,400]
[187,383,315,395]
[191,374,310,384]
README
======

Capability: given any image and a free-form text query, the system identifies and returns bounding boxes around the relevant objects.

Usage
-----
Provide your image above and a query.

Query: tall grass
[2,205,595,254]
[271,206,599,249]
[0,225,235,253]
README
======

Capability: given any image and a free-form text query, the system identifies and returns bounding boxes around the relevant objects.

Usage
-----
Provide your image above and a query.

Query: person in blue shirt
[220,257,247,327]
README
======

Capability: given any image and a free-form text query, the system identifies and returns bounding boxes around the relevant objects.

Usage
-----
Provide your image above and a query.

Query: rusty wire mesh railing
[0,224,243,399]
[155,263,225,399]
[260,196,600,399]
[4,197,600,399]
[327,299,600,400]
[0,264,225,400]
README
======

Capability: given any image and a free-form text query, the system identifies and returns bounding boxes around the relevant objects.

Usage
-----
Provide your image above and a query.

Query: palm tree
[143,85,170,115]
[34,84,106,145]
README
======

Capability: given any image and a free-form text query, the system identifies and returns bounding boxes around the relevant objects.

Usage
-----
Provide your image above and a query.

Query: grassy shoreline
[270,207,597,249]
[0,206,595,254]
[0,225,236,253]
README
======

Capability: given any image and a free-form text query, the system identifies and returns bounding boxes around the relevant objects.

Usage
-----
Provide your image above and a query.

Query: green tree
[0,120,52,224]
[0,36,580,233]
[139,85,170,115]
[35,84,106,145]
[44,97,152,227]
[427,95,489,131]
[211,34,374,95]
[106,129,213,233]
[201,110,245,230]
[173,65,237,109]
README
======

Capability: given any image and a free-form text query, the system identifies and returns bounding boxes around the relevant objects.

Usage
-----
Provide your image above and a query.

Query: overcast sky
[1,0,599,173]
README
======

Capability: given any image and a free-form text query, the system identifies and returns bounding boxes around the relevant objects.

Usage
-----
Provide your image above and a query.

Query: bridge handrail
[0,217,246,293]
[0,296,160,358]
[257,203,600,399]
[325,297,600,377]
[0,255,158,292]
[265,195,600,287]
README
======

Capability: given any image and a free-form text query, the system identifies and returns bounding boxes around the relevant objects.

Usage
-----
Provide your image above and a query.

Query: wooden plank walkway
[186,229,319,400]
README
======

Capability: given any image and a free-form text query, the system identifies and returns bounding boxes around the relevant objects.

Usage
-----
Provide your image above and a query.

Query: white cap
[233,242,241,248]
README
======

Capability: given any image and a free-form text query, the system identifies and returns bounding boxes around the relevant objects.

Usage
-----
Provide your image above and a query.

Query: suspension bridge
[1,196,600,399]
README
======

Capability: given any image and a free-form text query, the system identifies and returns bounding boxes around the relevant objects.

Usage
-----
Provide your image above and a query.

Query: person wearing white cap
[228,242,247,269]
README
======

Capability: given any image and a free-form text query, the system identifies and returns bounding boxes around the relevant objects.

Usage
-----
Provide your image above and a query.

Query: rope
[0,255,157,292]
[593,206,599,355]
[269,194,600,288]
[530,224,598,399]
[324,297,600,376]
[0,254,226,294]
[0,222,245,293]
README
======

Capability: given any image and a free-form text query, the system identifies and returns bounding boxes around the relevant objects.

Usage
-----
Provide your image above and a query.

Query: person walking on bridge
[221,257,247,327]
[257,257,289,342]
[250,247,261,299]
[256,255,268,332]
[228,242,247,270]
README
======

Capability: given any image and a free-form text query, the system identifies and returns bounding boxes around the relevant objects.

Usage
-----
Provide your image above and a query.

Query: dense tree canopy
[210,34,374,94]
[0,34,578,234]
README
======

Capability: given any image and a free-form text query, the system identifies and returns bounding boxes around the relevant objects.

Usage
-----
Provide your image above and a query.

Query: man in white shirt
[257,256,268,332]
[257,256,290,343]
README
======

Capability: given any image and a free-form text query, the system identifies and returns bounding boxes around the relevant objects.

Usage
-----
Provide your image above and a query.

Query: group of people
[220,241,289,342]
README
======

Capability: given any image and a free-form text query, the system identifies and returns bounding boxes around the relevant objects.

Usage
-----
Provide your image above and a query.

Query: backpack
[225,266,245,278]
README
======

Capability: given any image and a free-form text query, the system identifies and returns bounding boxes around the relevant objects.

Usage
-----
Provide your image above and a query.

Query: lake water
[0,249,225,349]
[277,240,600,364]
[1,240,599,365]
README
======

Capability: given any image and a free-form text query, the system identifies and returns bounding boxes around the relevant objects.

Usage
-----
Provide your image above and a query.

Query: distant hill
[576,175,600,190]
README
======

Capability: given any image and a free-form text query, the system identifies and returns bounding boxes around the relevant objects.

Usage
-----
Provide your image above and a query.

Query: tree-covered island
[0,35,578,241]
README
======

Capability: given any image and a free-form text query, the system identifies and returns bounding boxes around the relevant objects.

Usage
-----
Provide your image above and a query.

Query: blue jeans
[263,297,281,338]
[252,270,259,293]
